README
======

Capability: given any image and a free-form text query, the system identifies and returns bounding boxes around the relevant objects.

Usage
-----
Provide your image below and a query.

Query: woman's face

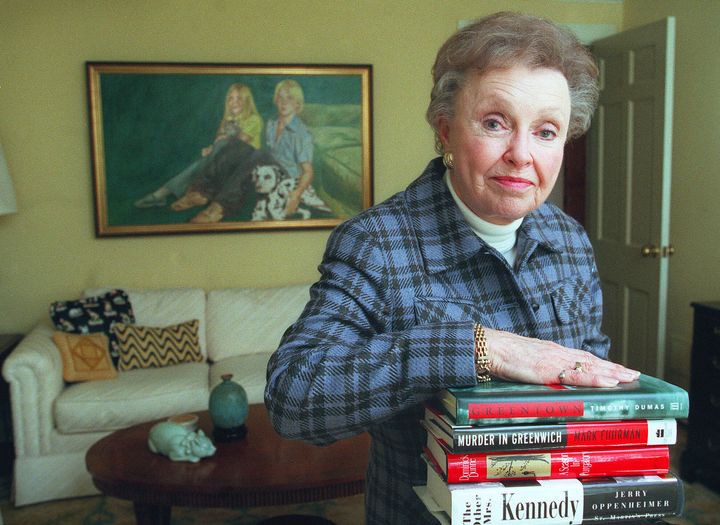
[227,89,246,115]
[439,66,571,225]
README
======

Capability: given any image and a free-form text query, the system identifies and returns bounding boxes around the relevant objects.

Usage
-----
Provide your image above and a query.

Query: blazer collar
[405,157,562,275]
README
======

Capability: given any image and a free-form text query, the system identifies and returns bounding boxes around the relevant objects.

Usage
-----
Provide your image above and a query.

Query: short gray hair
[427,11,599,152]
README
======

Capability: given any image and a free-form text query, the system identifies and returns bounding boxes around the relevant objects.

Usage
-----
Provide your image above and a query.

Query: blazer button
[531,302,540,312]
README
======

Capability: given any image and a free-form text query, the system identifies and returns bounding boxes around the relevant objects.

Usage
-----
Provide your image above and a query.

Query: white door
[586,17,675,377]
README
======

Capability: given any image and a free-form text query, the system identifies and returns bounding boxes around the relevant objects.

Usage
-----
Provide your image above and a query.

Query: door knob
[640,244,675,258]
[641,244,660,257]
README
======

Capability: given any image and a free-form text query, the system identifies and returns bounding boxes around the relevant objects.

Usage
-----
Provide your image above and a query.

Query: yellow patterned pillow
[112,319,203,371]
[52,332,118,382]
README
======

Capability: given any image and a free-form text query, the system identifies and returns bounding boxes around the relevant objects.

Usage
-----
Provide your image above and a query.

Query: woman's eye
[538,128,557,140]
[483,118,503,131]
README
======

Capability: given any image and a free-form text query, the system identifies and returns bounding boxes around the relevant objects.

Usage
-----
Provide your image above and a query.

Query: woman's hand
[485,328,640,387]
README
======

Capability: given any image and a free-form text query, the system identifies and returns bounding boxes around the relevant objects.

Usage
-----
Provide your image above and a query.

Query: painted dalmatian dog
[251,165,332,221]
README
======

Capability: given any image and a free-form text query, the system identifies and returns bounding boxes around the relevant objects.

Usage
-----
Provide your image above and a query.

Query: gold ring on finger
[573,361,584,372]
[558,370,567,382]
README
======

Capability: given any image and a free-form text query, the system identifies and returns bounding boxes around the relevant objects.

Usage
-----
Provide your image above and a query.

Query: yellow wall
[0,0,622,332]
[622,0,720,388]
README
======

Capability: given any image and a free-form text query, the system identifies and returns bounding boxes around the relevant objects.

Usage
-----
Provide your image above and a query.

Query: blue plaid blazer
[265,157,609,524]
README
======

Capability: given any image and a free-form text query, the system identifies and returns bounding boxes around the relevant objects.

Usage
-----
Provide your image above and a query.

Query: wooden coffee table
[86,404,371,525]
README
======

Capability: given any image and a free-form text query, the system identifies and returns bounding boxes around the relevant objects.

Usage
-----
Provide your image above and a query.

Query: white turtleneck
[445,171,523,267]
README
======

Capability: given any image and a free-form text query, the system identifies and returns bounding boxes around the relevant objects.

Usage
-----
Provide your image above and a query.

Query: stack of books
[415,374,689,524]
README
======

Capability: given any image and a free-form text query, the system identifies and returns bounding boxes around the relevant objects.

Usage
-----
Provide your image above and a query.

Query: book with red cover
[425,431,670,483]
[417,454,684,525]
[423,401,678,453]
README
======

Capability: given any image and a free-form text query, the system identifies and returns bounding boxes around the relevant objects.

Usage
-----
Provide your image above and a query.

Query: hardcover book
[438,374,689,425]
[425,432,670,483]
[419,457,684,525]
[423,402,678,453]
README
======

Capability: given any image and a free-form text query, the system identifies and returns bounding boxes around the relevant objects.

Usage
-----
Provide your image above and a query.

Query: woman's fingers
[567,355,640,382]
[485,328,640,386]
[555,355,640,387]
[558,365,622,387]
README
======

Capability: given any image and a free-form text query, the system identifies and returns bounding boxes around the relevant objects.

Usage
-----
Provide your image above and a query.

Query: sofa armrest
[2,323,64,456]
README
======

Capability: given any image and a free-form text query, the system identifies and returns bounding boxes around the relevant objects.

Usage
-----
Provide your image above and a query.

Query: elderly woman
[264,11,639,525]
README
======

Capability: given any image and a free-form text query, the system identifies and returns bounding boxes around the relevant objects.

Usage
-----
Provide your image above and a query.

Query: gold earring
[443,151,455,169]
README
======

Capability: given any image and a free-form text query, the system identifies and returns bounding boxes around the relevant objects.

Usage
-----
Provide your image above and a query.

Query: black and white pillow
[49,289,135,365]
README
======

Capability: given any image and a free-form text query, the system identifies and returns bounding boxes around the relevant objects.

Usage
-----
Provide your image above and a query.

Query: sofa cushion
[206,284,310,362]
[84,287,207,358]
[55,362,209,434]
[50,289,134,365]
[112,319,203,371]
[209,352,273,405]
[51,332,118,382]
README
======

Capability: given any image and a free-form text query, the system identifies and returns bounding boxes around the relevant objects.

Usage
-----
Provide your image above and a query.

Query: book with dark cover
[439,374,688,425]
[420,456,684,524]
[425,431,670,483]
[423,401,678,453]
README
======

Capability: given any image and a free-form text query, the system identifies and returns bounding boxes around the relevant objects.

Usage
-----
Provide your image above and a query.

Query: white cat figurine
[148,421,216,462]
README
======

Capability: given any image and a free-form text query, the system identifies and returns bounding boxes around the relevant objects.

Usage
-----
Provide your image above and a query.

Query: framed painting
[86,62,373,236]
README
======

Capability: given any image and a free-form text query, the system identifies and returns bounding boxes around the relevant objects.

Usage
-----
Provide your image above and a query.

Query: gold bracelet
[473,324,491,383]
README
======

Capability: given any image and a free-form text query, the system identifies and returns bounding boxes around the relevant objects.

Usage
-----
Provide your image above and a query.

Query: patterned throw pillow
[112,319,203,371]
[49,289,135,365]
[52,332,118,382]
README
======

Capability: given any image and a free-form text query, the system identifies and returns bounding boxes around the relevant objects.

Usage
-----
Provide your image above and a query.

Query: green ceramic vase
[208,373,248,442]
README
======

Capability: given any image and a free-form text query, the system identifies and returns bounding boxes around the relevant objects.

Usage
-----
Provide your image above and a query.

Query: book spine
[444,478,683,525]
[439,375,690,425]
[440,446,669,483]
[425,465,684,525]
[444,479,586,525]
[455,391,688,425]
[582,475,685,522]
[445,419,677,452]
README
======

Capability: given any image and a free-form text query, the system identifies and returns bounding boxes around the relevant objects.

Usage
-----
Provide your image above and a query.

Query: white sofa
[2,283,310,506]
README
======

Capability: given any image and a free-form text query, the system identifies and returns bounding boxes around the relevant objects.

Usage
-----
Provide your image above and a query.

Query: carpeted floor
[1,424,718,525]
[0,478,365,525]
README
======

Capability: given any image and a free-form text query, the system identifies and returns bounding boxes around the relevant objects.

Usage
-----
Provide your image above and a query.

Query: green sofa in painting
[302,103,366,219]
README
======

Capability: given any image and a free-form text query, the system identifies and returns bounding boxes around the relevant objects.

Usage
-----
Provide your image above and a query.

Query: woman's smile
[491,175,535,190]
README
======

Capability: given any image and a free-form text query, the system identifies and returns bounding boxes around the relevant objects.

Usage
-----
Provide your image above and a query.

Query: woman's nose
[502,133,532,168]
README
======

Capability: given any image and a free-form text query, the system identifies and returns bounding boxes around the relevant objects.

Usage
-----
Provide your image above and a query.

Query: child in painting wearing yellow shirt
[134,83,262,208]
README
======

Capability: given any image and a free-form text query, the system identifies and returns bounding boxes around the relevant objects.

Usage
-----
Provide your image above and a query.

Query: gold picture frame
[87,62,373,236]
